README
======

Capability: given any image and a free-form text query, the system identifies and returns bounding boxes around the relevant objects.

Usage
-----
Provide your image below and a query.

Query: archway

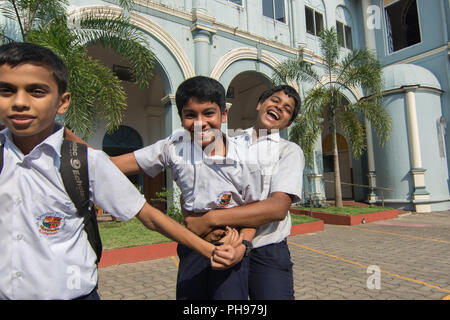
[322,133,353,200]
[226,71,272,131]
[103,125,144,191]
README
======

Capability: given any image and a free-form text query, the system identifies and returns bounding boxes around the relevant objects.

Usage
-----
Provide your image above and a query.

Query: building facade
[64,0,449,212]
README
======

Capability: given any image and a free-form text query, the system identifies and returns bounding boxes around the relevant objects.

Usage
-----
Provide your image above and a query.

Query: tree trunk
[332,122,343,208]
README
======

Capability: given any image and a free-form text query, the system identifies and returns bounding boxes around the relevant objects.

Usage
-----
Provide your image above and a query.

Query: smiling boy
[185,85,305,300]
[0,43,238,300]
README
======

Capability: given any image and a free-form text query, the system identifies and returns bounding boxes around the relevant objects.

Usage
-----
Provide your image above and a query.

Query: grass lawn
[292,205,393,216]
[99,214,320,250]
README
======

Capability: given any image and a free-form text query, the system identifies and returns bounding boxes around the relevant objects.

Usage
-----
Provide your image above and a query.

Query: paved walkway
[98,211,450,300]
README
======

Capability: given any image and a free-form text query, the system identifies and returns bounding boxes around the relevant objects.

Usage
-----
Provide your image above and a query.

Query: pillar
[404,88,430,213]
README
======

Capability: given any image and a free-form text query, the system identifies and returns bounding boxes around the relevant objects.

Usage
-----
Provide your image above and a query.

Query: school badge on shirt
[38,213,65,235]
[217,192,232,208]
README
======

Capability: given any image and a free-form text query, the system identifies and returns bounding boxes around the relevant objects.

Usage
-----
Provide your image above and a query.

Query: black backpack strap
[0,141,3,174]
[60,140,102,264]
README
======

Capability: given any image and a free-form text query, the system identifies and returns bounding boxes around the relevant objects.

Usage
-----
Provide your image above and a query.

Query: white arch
[210,47,298,91]
[318,74,363,100]
[67,5,195,79]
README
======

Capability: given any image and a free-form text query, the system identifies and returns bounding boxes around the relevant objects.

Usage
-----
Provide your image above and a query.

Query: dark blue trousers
[176,244,249,300]
[248,239,294,300]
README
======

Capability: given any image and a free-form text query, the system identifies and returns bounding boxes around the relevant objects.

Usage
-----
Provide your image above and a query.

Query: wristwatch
[242,240,253,257]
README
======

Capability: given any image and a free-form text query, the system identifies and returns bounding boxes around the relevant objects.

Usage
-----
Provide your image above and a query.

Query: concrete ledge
[290,208,401,226]
[98,220,324,268]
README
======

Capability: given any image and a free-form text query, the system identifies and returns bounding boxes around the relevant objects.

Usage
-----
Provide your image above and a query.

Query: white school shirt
[0,126,146,300]
[233,127,304,248]
[134,129,263,214]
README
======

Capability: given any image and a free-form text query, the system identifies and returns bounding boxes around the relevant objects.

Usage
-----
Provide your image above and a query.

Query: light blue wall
[63,0,450,210]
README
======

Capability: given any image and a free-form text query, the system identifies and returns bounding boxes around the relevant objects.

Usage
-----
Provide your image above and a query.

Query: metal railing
[302,180,393,209]
[323,180,393,207]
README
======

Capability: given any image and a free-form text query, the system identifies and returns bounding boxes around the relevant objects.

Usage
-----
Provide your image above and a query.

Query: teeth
[267,110,279,120]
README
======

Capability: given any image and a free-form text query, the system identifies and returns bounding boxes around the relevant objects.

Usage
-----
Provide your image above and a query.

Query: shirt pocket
[241,163,264,202]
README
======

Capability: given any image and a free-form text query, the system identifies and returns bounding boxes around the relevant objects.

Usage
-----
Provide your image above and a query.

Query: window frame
[262,0,287,24]
[335,19,353,50]
[383,0,423,55]
[305,5,324,36]
[227,0,244,7]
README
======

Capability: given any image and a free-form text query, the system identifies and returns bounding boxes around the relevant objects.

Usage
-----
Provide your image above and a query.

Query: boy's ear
[56,92,71,115]
[256,101,262,112]
[221,107,229,124]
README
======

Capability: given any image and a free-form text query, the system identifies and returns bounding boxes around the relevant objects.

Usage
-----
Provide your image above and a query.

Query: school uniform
[0,125,146,300]
[233,127,304,300]
[134,129,263,300]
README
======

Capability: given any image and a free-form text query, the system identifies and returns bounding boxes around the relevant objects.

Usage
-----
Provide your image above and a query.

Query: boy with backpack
[0,42,239,300]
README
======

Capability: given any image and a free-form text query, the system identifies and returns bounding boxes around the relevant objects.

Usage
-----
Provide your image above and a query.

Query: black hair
[175,76,226,117]
[0,42,68,95]
[257,85,301,121]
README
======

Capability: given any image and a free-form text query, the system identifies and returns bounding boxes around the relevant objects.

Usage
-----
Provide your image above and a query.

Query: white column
[405,89,422,169]
[404,88,430,213]
[362,0,379,203]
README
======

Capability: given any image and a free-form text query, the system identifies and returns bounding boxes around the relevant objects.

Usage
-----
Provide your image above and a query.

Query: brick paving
[98,211,450,300]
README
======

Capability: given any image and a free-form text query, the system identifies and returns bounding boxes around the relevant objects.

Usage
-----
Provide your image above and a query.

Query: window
[228,0,243,5]
[263,0,286,23]
[336,21,353,49]
[384,0,421,53]
[305,6,324,36]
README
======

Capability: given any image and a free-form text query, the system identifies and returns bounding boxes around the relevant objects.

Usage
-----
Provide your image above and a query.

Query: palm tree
[0,0,155,138]
[273,28,391,207]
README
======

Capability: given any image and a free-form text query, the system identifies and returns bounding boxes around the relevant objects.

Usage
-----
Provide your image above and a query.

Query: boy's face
[255,90,295,132]
[0,63,70,145]
[181,97,227,148]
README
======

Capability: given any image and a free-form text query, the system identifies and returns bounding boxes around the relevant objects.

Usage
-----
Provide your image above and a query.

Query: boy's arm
[111,152,143,176]
[185,192,292,236]
[63,127,94,149]
[187,142,305,236]
[136,203,242,270]
[63,127,156,176]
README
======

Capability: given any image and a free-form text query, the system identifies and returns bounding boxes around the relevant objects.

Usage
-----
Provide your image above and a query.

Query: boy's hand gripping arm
[136,203,242,269]
[185,192,293,236]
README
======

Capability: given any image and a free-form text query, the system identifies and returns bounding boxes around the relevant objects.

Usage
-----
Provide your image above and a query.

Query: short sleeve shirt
[0,126,146,300]
[233,128,305,248]
[134,129,263,214]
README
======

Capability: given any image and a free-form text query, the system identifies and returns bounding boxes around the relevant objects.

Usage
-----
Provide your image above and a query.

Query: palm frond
[349,99,392,147]
[337,111,366,159]
[318,28,340,75]
[272,59,321,86]
[337,48,382,94]
[72,13,155,88]
[289,112,322,168]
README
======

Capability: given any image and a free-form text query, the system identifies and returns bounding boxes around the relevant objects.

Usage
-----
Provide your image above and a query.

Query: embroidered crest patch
[38,213,65,235]
[217,192,232,208]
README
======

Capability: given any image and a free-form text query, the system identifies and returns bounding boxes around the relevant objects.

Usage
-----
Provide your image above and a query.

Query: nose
[11,90,30,111]
[194,117,207,129]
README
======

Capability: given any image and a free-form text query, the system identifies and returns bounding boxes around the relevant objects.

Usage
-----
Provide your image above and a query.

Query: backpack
[0,139,103,264]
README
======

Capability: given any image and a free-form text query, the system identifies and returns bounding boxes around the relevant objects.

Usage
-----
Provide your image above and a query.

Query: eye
[0,87,13,96]
[29,88,47,97]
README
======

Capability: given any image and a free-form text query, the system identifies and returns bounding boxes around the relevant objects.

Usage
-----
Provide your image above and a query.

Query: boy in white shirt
[0,42,238,300]
[111,76,260,300]
[185,85,305,300]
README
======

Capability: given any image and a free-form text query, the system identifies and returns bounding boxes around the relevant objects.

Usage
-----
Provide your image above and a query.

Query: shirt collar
[0,123,64,157]
[246,126,280,143]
